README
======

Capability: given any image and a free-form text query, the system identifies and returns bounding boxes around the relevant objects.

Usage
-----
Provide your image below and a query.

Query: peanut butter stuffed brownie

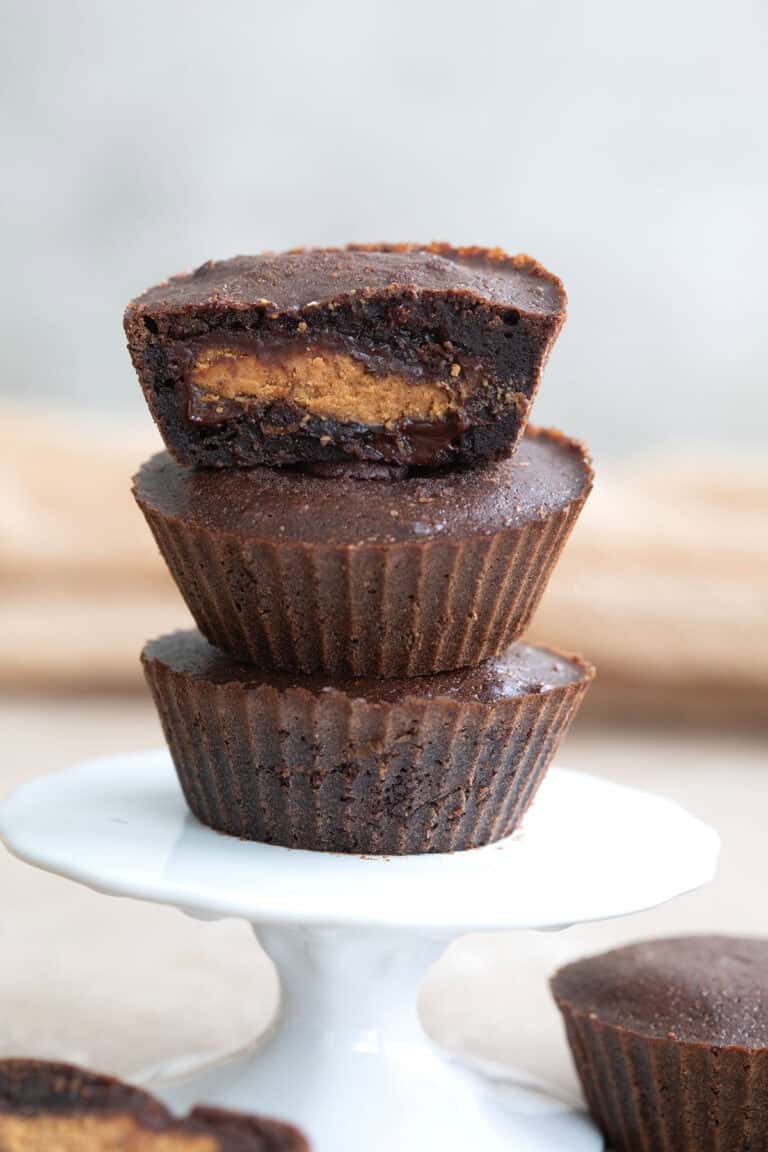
[124,244,566,469]
[0,1060,308,1151]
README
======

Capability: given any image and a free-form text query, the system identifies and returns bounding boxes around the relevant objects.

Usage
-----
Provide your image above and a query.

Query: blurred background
[0,0,766,1107]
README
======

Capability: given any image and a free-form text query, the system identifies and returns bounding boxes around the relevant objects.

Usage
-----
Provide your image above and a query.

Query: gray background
[2,0,766,457]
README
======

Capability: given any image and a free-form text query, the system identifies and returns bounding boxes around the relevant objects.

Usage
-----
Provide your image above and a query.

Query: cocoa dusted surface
[552,936,768,1047]
[124,244,566,469]
[143,631,591,704]
[128,244,564,319]
[0,1059,307,1150]
[133,427,591,548]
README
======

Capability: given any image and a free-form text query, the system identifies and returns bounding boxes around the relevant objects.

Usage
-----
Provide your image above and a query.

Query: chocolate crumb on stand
[124,244,566,470]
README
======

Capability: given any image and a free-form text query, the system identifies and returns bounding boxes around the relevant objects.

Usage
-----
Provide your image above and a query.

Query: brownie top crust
[143,631,593,705]
[133,426,591,547]
[552,936,768,1048]
[0,1059,307,1150]
[128,244,565,319]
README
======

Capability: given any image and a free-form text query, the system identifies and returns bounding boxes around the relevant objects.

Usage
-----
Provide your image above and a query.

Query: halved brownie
[0,1059,307,1151]
[124,244,566,469]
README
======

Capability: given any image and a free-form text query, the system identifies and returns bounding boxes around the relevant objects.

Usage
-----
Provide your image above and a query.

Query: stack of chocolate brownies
[126,243,594,855]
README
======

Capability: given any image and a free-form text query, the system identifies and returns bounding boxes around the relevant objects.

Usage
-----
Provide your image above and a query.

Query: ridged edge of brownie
[552,1002,768,1152]
[133,429,591,677]
[143,635,594,853]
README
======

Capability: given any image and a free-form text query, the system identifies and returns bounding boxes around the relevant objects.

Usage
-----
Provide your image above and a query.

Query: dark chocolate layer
[144,631,586,701]
[124,244,566,469]
[135,426,588,546]
[0,1059,307,1150]
[143,630,593,854]
[134,428,592,677]
[553,936,768,1048]
[130,246,564,315]
[136,428,589,543]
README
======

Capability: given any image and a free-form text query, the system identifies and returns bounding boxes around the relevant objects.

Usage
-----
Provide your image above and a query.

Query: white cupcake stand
[0,749,718,1152]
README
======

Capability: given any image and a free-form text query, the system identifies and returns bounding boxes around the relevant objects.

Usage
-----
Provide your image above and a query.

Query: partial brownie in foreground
[124,243,566,469]
[143,629,594,854]
[552,936,768,1152]
[134,427,592,678]
[0,1059,307,1151]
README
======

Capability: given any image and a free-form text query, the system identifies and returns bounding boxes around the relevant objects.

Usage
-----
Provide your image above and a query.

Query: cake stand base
[156,924,599,1152]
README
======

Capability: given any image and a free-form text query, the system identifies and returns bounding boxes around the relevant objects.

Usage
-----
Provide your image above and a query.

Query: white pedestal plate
[0,750,718,1152]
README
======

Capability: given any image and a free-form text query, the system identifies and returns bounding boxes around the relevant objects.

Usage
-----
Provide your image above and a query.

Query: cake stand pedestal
[0,751,718,1152]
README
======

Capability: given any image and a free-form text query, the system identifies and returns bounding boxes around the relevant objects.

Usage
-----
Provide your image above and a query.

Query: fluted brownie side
[142,651,592,854]
[556,1005,768,1152]
[139,497,583,679]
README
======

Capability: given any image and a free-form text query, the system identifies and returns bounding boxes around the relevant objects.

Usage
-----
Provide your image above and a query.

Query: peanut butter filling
[191,348,458,425]
[0,1114,217,1151]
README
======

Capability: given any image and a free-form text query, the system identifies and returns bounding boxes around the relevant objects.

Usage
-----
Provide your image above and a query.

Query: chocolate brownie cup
[552,936,768,1152]
[142,629,594,854]
[0,1059,307,1150]
[134,427,592,679]
[124,244,566,469]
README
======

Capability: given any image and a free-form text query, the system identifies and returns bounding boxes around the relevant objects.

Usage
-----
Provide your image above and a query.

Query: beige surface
[528,452,768,721]
[0,695,765,1103]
